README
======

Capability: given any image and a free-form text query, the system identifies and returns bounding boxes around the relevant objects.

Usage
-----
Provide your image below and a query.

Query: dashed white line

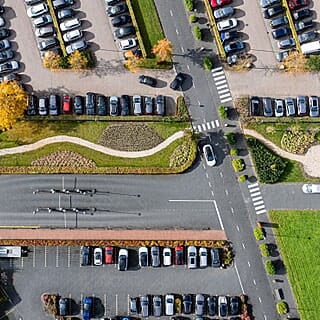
[247,261,251,267]
[186,64,190,70]
[170,10,173,16]
[258,296,262,303]
[234,263,245,294]
[230,207,234,213]
[175,28,179,35]
[236,225,240,232]
[251,191,261,197]
[205,172,209,179]
[248,182,259,188]
[213,199,224,230]
[252,196,263,202]
[242,242,245,249]
[208,181,212,188]
[220,172,223,178]
[225,189,229,195]
[253,279,256,285]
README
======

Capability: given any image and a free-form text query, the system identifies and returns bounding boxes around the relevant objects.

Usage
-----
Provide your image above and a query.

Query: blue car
[83,297,93,320]
[224,41,245,53]
[220,31,239,43]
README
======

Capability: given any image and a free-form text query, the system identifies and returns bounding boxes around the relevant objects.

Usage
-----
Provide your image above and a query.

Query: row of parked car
[26,93,166,116]
[25,0,88,56]
[250,95,319,117]
[81,246,222,269]
[129,294,241,318]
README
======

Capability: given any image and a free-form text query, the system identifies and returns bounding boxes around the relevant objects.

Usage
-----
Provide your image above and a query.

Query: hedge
[204,56,213,70]
[247,137,287,184]
[259,243,270,257]
[194,26,202,40]
[254,227,265,240]
[265,260,276,275]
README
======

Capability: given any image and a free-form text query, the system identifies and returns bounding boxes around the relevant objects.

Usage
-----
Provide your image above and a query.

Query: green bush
[230,148,238,156]
[226,132,236,145]
[81,51,94,68]
[194,26,202,40]
[59,56,70,69]
[265,260,276,275]
[254,227,265,240]
[203,56,213,70]
[189,14,197,23]
[238,174,247,182]
[306,55,320,71]
[259,243,270,257]
[176,96,189,120]
[232,158,244,172]
[219,105,228,119]
[185,0,194,11]
[276,301,288,315]
[247,137,287,184]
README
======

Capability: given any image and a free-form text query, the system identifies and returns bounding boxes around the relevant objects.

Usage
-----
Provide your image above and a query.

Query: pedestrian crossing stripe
[193,120,220,132]
[221,97,232,103]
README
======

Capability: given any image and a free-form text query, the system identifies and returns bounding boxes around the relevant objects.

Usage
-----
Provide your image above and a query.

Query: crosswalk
[193,119,220,133]
[212,67,232,104]
[248,183,267,215]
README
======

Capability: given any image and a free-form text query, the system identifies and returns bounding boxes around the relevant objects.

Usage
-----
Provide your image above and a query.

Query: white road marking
[21,256,24,268]
[208,181,212,188]
[181,46,185,53]
[264,314,267,320]
[169,199,215,202]
[170,10,173,16]
[218,88,230,94]
[56,246,59,268]
[186,64,190,70]
[44,246,47,268]
[255,205,266,211]
[115,294,118,316]
[67,246,71,268]
[247,261,251,267]
[197,125,202,132]
[253,279,256,285]
[211,120,215,128]
[213,75,226,81]
[256,209,267,215]
[215,79,227,86]
[234,263,245,294]
[221,97,233,103]
[213,199,224,230]
[211,190,214,197]
[236,225,240,232]
[206,122,211,129]
[215,119,220,127]
[193,83,196,88]
[251,191,261,197]
[258,296,262,303]
[176,28,179,35]
[216,84,228,90]
[212,66,223,72]
[242,242,245,249]
[206,172,209,179]
[104,294,107,316]
[225,189,229,195]
[202,123,206,131]
[249,187,260,193]
[248,182,259,188]
[220,93,231,99]
[253,200,264,206]
[252,196,263,202]
[220,172,223,178]
[230,207,234,213]
[33,246,36,267]
[213,70,224,76]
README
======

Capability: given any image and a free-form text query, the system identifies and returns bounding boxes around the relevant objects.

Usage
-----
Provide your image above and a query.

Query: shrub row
[259,243,270,257]
[276,301,288,315]
[226,132,236,145]
[247,137,287,184]
[265,260,276,275]
[176,96,190,121]
[219,105,228,119]
[254,227,265,240]
[204,56,213,70]
[232,158,244,172]
[185,0,194,11]
[194,26,202,40]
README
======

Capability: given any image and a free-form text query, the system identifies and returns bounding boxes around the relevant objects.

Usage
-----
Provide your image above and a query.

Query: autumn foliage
[152,38,173,62]
[0,81,27,131]
[68,50,88,70]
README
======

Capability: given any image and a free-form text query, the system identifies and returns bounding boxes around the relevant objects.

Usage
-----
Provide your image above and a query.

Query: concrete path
[244,129,320,178]
[0,131,185,159]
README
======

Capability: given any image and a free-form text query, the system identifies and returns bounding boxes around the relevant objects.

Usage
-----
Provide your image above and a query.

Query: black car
[53,0,74,9]
[170,73,185,90]
[272,26,291,39]
[81,246,90,266]
[111,15,131,27]
[106,4,128,17]
[211,248,221,267]
[27,94,37,116]
[73,95,83,115]
[293,8,311,20]
[229,296,240,315]
[59,298,68,317]
[120,94,130,116]
[38,38,59,51]
[0,29,10,40]
[57,8,75,20]
[295,19,313,32]
[156,95,165,116]
[97,95,107,116]
[263,5,284,19]
[138,75,157,87]
[0,50,13,63]
[113,26,135,39]
[207,296,217,316]
[270,15,288,28]
[85,92,96,115]
[298,30,317,44]
[182,294,192,314]
[250,96,260,116]
[105,0,121,5]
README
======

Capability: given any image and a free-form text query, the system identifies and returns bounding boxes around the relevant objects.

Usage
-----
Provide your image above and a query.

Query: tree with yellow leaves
[0,81,28,131]
[42,51,61,70]
[282,51,307,72]
[151,38,173,62]
[68,50,88,70]
[125,50,141,73]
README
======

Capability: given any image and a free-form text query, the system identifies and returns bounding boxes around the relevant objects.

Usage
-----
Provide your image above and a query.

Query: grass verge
[269,210,320,320]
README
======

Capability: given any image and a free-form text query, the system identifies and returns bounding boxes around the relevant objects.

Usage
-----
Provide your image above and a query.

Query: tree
[68,50,88,70]
[0,81,28,131]
[125,51,140,73]
[42,52,61,70]
[282,51,307,72]
[151,38,173,62]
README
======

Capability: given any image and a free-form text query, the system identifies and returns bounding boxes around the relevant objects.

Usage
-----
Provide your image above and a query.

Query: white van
[301,40,320,55]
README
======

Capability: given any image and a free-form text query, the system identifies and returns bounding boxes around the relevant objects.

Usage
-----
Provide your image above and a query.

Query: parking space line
[104,294,107,316]
[92,293,95,315]
[249,187,260,193]
[252,196,262,202]
[234,263,245,294]
[220,97,232,103]
[79,247,82,267]
[248,182,259,188]
[213,199,224,230]
[56,246,59,268]
[21,257,24,268]
[115,294,118,316]
[127,294,130,315]
[251,192,261,197]
[44,246,47,268]
[67,246,71,268]
[69,293,72,315]
[33,246,36,268]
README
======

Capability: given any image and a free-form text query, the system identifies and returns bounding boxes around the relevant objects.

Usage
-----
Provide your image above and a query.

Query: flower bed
[41,293,59,316]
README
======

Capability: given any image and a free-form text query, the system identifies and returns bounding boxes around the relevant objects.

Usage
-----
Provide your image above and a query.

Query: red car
[174,246,184,265]
[105,246,114,264]
[63,94,71,114]
[288,0,308,10]
[211,0,232,8]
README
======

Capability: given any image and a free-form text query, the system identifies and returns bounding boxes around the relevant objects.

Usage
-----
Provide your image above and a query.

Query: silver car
[309,96,319,117]
[140,295,149,318]
[214,6,234,19]
[187,246,197,269]
[60,18,81,32]
[195,294,205,316]
[296,96,307,115]
[130,297,138,315]
[285,97,295,116]
[151,246,160,267]
[153,295,162,317]
[133,95,142,115]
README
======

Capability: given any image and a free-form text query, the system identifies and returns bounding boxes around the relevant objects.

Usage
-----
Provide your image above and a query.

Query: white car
[165,294,174,316]
[187,246,197,269]
[203,144,216,167]
[274,99,284,117]
[27,3,48,18]
[199,247,207,268]
[118,248,128,271]
[133,95,142,115]
[63,29,83,43]
[302,184,320,194]
[217,18,238,31]
[119,38,137,50]
[93,247,103,266]
[60,18,81,32]
[218,296,228,317]
[163,247,172,266]
[66,40,87,54]
[139,246,148,267]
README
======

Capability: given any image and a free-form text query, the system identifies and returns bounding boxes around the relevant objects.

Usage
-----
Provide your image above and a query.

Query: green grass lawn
[269,210,320,320]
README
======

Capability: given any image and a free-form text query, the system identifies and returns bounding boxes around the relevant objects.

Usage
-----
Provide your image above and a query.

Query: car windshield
[206,147,214,160]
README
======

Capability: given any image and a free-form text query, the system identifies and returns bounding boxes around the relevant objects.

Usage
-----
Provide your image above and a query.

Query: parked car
[263,5,284,19]
[63,29,82,43]
[57,8,75,20]
[33,14,52,27]
[130,297,138,315]
[120,94,130,116]
[139,246,148,267]
[85,92,95,115]
[140,295,149,318]
[260,0,281,8]
[104,246,113,264]
[0,17,4,28]
[288,0,308,10]
[0,39,10,51]
[302,183,320,193]
[27,94,37,116]
[106,4,128,17]
[293,8,311,20]
[224,40,245,53]
[97,94,107,116]
[0,29,10,40]
[105,0,122,5]
[119,38,136,50]
[49,94,59,116]
[210,0,232,8]
[0,60,19,74]
[156,95,165,116]
[272,27,291,39]
[118,248,128,271]
[152,296,162,317]
[276,50,290,62]
[309,96,319,117]
[182,294,192,314]
[207,296,217,316]
[38,97,48,116]
[81,246,90,266]
[59,298,68,317]
[199,247,207,268]
[218,296,228,318]
[151,246,160,267]
[94,247,103,266]
[114,26,135,39]
[217,18,238,31]
[270,15,288,28]
[25,0,43,5]
[35,26,55,38]
[0,50,13,63]
[285,97,295,116]
[27,3,48,18]
[263,97,273,117]
[138,74,157,87]
[203,144,216,166]
[220,31,239,43]
[211,248,221,267]
[250,96,260,116]
[73,95,83,115]
[165,294,175,316]
[277,38,295,49]
[109,96,119,116]
[170,72,185,90]
[0,72,19,83]
[174,246,184,265]
[38,38,58,51]
[214,6,234,19]
[295,19,313,32]
[187,246,197,269]
[274,99,284,117]
[60,18,81,32]
[145,96,153,115]
[298,31,316,44]
[111,15,131,27]
[163,247,172,266]
[195,294,205,316]
[229,296,240,315]
[66,40,87,54]
[53,0,74,10]
[296,95,307,115]
[133,95,142,115]
[83,296,93,320]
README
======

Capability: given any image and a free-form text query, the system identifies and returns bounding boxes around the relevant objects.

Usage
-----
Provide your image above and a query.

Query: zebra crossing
[248,183,267,215]
[193,119,220,133]
[212,67,232,104]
